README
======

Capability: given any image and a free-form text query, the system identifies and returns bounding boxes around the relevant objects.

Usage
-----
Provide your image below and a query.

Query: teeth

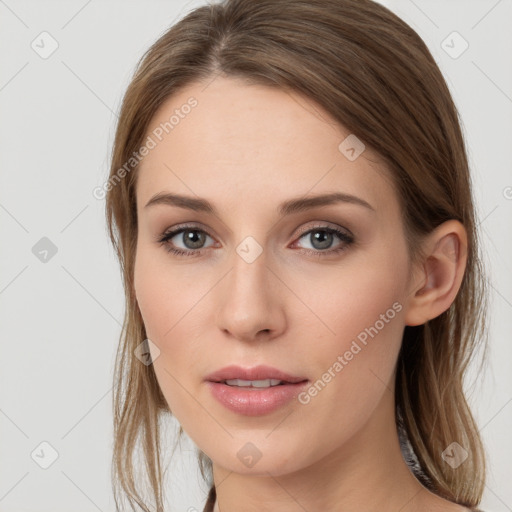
[224,378,283,388]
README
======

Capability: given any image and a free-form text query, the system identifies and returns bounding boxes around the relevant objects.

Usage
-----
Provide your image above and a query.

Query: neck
[211,390,435,512]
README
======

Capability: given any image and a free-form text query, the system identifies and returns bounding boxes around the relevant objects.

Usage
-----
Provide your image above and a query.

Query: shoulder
[442,505,486,512]
[416,491,485,512]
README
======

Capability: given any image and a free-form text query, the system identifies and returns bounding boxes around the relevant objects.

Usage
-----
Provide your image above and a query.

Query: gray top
[201,485,485,512]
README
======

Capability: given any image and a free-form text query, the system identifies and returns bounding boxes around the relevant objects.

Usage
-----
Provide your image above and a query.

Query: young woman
[105,1,489,510]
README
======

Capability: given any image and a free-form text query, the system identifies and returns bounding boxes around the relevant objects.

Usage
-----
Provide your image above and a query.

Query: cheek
[288,278,406,458]
[134,244,192,338]
[133,252,169,341]
[293,240,408,404]
[296,243,407,350]
[133,245,213,369]
[133,247,207,419]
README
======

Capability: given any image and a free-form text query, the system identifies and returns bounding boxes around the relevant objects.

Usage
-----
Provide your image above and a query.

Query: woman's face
[134,76,416,476]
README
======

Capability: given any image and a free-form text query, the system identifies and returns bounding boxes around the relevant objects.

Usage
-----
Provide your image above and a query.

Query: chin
[204,435,309,477]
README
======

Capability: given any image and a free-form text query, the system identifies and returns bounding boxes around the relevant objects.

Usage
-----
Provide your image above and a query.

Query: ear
[404,220,468,327]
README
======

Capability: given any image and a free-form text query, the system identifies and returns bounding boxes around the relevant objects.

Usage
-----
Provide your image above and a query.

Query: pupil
[311,230,333,250]
[184,230,205,249]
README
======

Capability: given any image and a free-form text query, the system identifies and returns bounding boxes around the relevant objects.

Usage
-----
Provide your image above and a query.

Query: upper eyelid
[295,221,352,236]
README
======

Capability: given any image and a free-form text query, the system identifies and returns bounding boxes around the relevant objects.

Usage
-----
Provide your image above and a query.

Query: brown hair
[105,0,489,510]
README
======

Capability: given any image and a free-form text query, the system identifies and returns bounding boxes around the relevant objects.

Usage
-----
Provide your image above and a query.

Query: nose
[215,247,287,343]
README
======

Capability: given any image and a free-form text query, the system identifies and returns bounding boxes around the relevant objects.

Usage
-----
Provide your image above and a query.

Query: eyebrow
[144,191,376,215]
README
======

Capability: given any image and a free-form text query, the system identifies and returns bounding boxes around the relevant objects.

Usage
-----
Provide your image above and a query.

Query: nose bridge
[227,238,271,311]
[215,236,285,340]
[227,230,270,292]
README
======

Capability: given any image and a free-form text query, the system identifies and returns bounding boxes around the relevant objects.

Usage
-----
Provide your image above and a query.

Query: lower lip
[206,381,309,416]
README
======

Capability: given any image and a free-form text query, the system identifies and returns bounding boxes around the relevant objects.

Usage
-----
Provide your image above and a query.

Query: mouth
[221,378,290,388]
[205,364,308,385]
[205,365,309,416]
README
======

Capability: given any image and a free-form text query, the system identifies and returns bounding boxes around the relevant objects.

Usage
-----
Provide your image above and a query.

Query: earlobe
[404,220,467,326]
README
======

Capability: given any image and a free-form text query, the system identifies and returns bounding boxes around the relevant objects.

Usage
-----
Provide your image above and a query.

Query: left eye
[295,227,351,251]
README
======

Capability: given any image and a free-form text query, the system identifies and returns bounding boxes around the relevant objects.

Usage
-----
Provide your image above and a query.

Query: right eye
[157,225,217,257]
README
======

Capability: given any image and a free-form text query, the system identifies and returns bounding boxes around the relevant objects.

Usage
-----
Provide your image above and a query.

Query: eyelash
[155,223,354,258]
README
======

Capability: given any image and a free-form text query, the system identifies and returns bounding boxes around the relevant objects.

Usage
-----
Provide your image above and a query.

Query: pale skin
[133,76,471,512]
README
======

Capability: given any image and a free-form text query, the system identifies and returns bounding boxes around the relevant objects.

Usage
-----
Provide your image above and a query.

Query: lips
[205,365,310,416]
[204,364,308,384]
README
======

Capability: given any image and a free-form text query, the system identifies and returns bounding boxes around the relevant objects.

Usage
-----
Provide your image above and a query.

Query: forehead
[136,76,395,215]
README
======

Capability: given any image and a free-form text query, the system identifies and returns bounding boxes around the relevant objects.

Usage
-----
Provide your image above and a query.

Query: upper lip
[205,365,308,384]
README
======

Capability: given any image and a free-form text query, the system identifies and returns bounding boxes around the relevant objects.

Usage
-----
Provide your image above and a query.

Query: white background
[0,1,511,511]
